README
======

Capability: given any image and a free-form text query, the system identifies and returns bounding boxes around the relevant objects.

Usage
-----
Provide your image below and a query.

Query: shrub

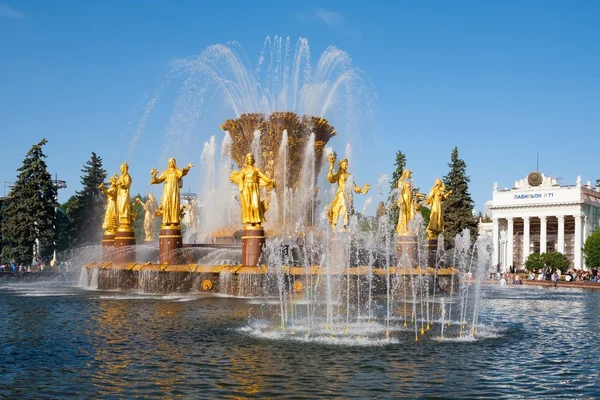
[524,251,570,274]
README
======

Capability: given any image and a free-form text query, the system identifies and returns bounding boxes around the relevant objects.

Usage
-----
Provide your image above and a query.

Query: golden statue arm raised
[353,183,370,194]
[181,163,193,177]
[98,182,108,196]
[149,168,165,185]
[149,159,193,226]
[327,153,341,184]
[135,197,149,211]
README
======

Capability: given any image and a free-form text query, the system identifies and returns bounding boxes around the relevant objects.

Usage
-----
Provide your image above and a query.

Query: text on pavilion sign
[513,192,554,200]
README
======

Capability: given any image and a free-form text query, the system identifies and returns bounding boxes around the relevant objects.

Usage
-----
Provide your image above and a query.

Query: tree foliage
[525,252,570,274]
[420,205,431,228]
[65,152,107,246]
[583,227,600,268]
[441,147,478,247]
[0,139,57,264]
[389,150,407,233]
[524,252,545,272]
[544,252,571,274]
[390,150,407,190]
[131,194,145,243]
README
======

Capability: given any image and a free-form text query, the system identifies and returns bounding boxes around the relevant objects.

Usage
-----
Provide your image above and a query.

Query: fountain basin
[84,263,459,296]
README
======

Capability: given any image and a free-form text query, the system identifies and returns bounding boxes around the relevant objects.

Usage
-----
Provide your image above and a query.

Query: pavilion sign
[513,192,554,200]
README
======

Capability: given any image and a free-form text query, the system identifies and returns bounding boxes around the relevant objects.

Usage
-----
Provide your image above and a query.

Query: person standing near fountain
[230,153,275,266]
[136,194,158,241]
[326,153,370,230]
[150,158,193,264]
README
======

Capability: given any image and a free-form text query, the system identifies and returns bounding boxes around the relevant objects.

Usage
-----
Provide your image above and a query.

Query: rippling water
[1,278,599,399]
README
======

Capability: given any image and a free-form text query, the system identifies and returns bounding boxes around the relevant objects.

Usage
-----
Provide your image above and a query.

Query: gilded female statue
[187,199,198,229]
[396,169,426,235]
[230,153,275,228]
[326,153,370,230]
[180,201,196,228]
[136,194,158,241]
[99,175,118,233]
[425,178,452,239]
[116,163,132,229]
[150,158,193,226]
[396,169,415,235]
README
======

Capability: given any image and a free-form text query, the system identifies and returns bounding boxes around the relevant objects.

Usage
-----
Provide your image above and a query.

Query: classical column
[492,218,499,268]
[507,218,514,270]
[557,215,565,254]
[522,217,530,263]
[539,216,547,254]
[574,214,583,269]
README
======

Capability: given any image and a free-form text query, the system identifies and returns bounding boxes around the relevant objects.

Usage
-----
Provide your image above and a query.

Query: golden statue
[116,163,132,231]
[99,174,119,234]
[425,178,452,239]
[149,158,193,227]
[136,194,158,241]
[396,169,426,235]
[229,153,275,228]
[375,201,387,228]
[396,170,414,234]
[326,153,370,230]
[183,199,198,229]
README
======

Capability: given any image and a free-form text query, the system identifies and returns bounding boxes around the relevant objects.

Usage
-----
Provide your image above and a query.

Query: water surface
[1,279,598,399]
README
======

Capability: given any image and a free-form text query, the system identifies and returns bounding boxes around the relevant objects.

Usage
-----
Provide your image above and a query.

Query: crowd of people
[562,267,599,283]
[0,258,52,274]
[491,263,600,287]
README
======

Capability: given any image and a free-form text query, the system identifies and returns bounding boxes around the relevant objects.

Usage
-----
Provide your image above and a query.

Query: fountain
[83,37,488,342]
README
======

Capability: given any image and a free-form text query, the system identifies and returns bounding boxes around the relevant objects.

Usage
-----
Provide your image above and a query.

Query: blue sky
[1,1,599,213]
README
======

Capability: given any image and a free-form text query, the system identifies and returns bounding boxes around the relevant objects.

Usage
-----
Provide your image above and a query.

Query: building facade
[484,172,600,271]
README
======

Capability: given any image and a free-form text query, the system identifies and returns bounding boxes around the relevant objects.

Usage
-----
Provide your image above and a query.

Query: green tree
[543,252,571,274]
[442,147,478,247]
[525,252,570,274]
[420,205,431,228]
[390,150,407,189]
[389,150,407,232]
[0,139,57,264]
[525,252,545,272]
[476,211,492,223]
[65,152,107,246]
[55,208,71,253]
[583,227,600,268]
[131,194,146,243]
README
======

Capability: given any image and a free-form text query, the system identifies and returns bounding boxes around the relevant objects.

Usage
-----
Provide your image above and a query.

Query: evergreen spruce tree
[65,152,107,246]
[390,151,407,189]
[0,139,57,264]
[388,150,407,230]
[442,147,478,247]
